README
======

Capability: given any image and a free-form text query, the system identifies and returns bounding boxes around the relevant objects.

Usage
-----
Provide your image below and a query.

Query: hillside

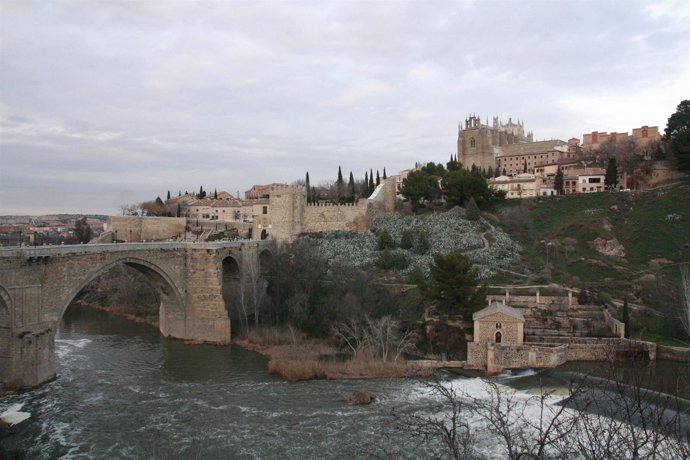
[493,182,690,344]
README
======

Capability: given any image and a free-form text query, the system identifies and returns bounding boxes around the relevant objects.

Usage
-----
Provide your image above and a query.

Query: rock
[601,218,613,232]
[346,389,374,405]
[590,237,627,258]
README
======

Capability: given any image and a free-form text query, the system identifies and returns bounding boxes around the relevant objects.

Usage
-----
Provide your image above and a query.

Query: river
[1,307,688,459]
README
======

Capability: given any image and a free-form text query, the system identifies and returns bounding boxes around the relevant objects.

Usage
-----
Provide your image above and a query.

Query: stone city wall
[107,216,186,242]
[302,202,367,233]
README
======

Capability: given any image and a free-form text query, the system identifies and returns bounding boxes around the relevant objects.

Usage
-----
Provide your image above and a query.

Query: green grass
[635,315,690,347]
[500,183,690,285]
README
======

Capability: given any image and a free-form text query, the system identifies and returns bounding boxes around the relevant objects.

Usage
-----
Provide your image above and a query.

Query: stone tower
[457,114,533,172]
[267,184,306,244]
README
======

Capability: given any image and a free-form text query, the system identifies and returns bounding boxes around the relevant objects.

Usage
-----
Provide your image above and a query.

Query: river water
[1,307,689,459]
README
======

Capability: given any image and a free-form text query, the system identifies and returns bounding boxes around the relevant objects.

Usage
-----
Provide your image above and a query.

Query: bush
[400,229,414,250]
[414,230,431,255]
[377,250,410,270]
[378,229,397,250]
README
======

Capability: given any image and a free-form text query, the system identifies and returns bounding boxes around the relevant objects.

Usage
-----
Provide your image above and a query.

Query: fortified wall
[258,177,397,244]
[107,216,186,242]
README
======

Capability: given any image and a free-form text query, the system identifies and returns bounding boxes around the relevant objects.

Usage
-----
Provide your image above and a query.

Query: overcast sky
[1,0,688,215]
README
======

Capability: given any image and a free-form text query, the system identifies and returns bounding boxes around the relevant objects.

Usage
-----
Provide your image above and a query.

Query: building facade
[457,114,533,172]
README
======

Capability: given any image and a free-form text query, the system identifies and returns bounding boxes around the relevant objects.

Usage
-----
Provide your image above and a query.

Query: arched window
[495,331,502,343]
[470,137,476,148]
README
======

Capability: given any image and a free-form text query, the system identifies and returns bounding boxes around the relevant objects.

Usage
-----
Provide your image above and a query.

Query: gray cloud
[1,0,688,214]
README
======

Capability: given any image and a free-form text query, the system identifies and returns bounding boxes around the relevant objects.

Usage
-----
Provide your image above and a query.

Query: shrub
[400,229,414,250]
[377,229,397,250]
[377,250,409,270]
[414,230,431,255]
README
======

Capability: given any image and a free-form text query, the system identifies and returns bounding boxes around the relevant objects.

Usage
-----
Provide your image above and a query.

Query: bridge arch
[60,257,187,339]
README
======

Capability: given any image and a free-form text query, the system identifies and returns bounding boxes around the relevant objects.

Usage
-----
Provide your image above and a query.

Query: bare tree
[332,315,414,363]
[245,252,268,327]
[681,264,690,338]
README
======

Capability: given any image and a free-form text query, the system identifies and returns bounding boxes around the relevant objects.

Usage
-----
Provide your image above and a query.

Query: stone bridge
[0,240,273,389]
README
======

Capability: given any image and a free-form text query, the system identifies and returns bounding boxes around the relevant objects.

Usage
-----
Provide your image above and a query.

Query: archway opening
[63,259,185,339]
[68,264,160,324]
[495,331,502,343]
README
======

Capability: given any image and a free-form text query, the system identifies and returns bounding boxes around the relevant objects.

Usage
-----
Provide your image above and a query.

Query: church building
[457,114,533,172]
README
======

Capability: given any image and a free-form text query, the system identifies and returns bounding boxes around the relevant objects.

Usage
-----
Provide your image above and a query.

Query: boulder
[590,237,626,258]
[346,389,374,405]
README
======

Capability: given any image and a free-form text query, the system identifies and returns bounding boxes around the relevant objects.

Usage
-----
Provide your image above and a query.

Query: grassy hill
[492,181,690,345]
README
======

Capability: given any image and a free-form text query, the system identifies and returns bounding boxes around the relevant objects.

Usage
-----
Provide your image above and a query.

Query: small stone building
[472,301,525,345]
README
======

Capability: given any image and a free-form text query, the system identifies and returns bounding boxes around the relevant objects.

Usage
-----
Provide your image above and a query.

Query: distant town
[0,115,682,247]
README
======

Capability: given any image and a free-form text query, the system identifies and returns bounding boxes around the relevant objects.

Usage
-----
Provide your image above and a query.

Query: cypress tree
[337,166,343,183]
[214,188,218,199]
[383,167,387,179]
[369,168,375,194]
[376,170,380,186]
[348,171,355,199]
[523,160,528,173]
[605,158,619,190]
[487,166,493,178]
[167,190,171,200]
[311,186,317,203]
[364,172,369,197]
[306,172,311,204]
[176,202,181,217]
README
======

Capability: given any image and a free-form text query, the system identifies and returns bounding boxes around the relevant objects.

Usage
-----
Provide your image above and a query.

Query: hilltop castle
[457,114,534,171]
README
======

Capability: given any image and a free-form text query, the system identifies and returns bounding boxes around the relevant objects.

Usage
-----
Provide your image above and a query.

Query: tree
[166,190,171,200]
[74,217,92,243]
[376,170,380,186]
[305,172,311,204]
[382,167,387,180]
[363,171,369,197]
[401,170,437,210]
[681,264,690,338]
[554,166,564,195]
[369,168,375,195]
[214,188,218,199]
[420,251,486,321]
[442,169,494,208]
[665,99,690,173]
[348,171,355,200]
[465,196,480,221]
[605,157,618,190]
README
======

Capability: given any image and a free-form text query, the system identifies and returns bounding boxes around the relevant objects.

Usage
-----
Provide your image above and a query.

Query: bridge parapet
[0,239,272,258]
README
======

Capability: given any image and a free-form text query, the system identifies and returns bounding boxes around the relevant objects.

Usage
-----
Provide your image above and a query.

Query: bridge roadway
[0,240,273,389]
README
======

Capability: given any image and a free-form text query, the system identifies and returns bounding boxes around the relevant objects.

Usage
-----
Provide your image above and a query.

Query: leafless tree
[245,252,268,327]
[381,380,482,460]
[332,315,414,363]
[681,264,690,338]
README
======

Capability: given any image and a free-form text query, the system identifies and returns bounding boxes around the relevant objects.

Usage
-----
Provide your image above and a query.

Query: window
[470,137,476,148]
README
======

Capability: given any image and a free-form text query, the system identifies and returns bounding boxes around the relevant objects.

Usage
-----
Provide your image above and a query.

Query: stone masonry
[0,240,272,389]
[254,176,397,244]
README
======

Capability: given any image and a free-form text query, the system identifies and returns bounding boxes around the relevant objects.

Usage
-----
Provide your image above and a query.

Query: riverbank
[234,329,435,381]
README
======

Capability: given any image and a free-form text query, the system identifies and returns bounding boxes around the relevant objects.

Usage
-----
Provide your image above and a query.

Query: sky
[1,0,689,215]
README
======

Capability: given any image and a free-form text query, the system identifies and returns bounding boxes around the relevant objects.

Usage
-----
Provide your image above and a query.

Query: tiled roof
[473,301,525,321]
